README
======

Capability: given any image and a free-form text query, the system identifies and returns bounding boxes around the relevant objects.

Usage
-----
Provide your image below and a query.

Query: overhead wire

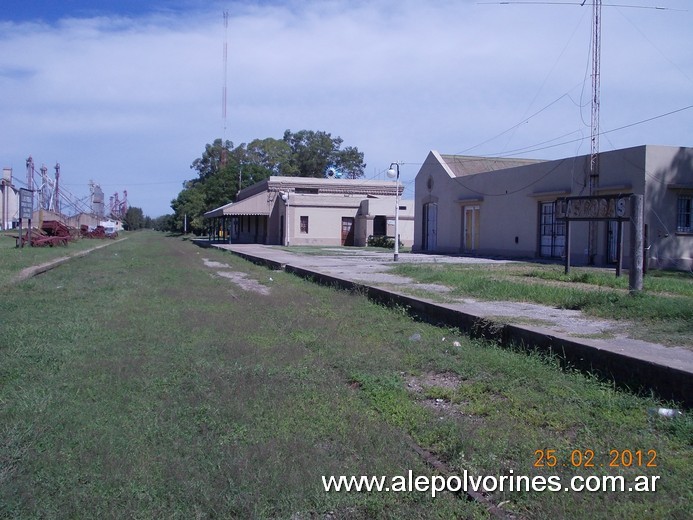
[497,6,591,155]
[613,5,693,86]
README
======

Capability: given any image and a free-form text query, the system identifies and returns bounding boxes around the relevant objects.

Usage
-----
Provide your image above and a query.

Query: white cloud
[0,0,690,215]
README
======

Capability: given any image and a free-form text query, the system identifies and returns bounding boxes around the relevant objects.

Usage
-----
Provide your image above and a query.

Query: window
[539,202,565,258]
[677,195,692,233]
[300,215,309,234]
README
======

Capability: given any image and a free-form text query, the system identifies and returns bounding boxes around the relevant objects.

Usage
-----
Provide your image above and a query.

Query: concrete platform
[202,242,692,407]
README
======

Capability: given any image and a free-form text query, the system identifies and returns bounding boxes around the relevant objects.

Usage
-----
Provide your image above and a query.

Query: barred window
[677,195,692,233]
[300,216,309,234]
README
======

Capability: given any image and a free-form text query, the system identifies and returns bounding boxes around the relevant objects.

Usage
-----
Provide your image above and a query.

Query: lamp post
[386,162,400,261]
[280,191,290,246]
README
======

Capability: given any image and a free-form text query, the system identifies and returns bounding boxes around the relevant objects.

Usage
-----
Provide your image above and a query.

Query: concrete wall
[288,196,362,246]
[414,145,692,269]
[644,146,693,270]
[357,198,415,247]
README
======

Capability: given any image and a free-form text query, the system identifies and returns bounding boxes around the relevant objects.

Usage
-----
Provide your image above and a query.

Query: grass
[1,232,691,519]
[0,230,123,286]
[390,262,693,347]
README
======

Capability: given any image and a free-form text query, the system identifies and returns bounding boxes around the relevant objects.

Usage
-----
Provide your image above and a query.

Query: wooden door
[341,217,354,246]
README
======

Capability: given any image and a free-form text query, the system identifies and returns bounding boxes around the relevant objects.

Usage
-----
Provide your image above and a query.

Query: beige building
[414,145,692,270]
[1,167,19,230]
[204,176,414,247]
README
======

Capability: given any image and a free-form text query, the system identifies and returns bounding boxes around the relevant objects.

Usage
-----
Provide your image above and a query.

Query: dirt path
[11,238,128,284]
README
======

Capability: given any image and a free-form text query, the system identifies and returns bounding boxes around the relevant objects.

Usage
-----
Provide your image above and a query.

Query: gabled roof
[438,153,545,177]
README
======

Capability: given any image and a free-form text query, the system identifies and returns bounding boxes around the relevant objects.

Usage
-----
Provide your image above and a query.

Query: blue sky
[0,1,194,22]
[1,0,691,216]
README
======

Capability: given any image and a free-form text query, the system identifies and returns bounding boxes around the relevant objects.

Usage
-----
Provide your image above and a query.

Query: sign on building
[19,188,33,220]
[556,195,629,221]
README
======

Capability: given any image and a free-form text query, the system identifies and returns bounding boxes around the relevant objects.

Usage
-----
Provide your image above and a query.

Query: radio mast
[587,0,602,263]
[221,10,229,167]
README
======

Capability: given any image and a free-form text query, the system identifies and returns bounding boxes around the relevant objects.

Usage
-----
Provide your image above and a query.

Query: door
[463,206,480,252]
[539,202,565,258]
[606,220,619,264]
[280,215,284,245]
[422,203,437,251]
[341,217,355,246]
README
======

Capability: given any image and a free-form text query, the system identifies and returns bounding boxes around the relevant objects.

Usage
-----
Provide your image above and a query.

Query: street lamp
[386,162,400,261]
[280,191,290,246]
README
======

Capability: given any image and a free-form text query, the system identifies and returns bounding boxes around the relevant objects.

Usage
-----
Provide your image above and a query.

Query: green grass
[390,263,693,347]
[0,231,123,286]
[1,232,690,519]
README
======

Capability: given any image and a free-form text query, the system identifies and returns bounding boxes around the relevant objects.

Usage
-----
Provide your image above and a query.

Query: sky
[1,0,691,217]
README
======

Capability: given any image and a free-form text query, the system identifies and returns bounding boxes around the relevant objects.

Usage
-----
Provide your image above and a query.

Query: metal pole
[280,192,290,246]
[387,163,400,261]
[394,175,400,261]
[616,220,623,277]
[629,195,644,293]
[564,221,571,275]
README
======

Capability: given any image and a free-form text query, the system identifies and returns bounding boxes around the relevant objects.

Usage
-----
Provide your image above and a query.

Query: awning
[203,193,270,218]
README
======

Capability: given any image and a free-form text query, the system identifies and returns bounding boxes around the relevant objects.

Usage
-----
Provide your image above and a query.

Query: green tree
[151,214,175,232]
[171,130,366,233]
[190,139,234,180]
[244,138,292,175]
[123,206,145,231]
[282,130,365,178]
[170,183,207,234]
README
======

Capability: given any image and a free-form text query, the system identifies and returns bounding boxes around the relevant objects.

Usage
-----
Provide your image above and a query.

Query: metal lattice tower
[589,0,601,191]
[54,163,60,214]
[588,0,602,263]
[221,10,229,167]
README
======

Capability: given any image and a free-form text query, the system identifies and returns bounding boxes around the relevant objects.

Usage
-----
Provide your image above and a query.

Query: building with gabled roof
[414,146,692,270]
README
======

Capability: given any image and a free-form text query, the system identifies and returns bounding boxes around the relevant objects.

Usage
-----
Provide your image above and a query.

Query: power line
[477,2,686,10]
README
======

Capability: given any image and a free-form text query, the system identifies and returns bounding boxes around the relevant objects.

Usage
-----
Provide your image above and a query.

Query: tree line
[161,129,366,234]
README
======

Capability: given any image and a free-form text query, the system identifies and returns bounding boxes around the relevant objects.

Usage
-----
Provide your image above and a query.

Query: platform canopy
[203,192,270,218]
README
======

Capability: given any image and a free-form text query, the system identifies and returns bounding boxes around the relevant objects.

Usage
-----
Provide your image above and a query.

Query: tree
[282,130,366,178]
[123,206,145,231]
[190,138,234,180]
[171,130,366,234]
[170,183,207,234]
[244,138,292,175]
[151,214,175,232]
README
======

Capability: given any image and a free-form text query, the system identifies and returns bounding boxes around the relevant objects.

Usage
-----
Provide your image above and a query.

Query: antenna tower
[221,10,229,167]
[587,0,602,263]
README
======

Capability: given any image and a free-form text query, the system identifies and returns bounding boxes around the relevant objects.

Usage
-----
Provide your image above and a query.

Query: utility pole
[629,194,643,293]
